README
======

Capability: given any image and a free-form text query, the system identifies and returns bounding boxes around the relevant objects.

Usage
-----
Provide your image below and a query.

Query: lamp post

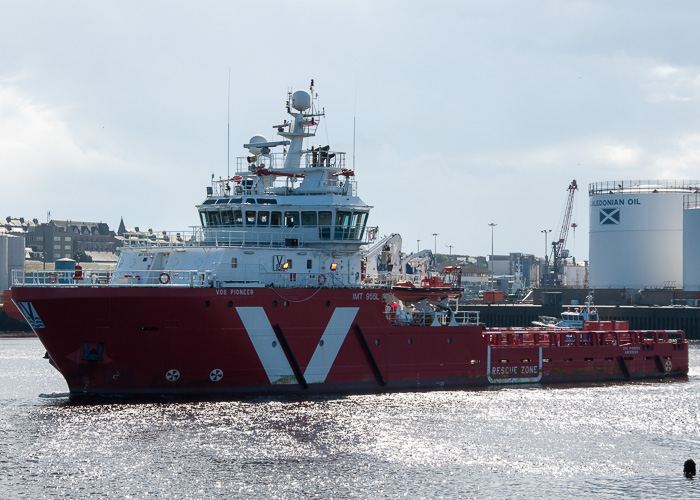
[488,223,497,289]
[417,239,420,253]
[446,244,453,257]
[432,233,438,255]
[541,229,551,289]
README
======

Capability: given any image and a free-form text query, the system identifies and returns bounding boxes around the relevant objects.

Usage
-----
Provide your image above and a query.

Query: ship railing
[11,269,210,288]
[257,269,365,288]
[483,329,686,347]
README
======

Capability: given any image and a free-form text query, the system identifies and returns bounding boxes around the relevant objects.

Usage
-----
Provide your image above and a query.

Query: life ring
[48,273,57,284]
[159,272,171,285]
[664,359,673,373]
[318,274,327,286]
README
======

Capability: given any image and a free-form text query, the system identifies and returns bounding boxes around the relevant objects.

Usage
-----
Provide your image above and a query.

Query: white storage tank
[0,234,25,293]
[8,234,25,288]
[588,180,698,289]
[683,194,700,291]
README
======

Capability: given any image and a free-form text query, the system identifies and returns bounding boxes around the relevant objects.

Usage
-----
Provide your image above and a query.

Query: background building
[26,220,118,262]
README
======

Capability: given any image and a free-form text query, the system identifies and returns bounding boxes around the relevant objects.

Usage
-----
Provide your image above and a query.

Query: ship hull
[11,286,689,397]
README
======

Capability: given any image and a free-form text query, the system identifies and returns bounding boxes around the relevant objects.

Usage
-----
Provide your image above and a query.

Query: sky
[2,1,700,262]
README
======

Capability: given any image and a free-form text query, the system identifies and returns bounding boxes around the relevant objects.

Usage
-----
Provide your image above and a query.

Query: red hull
[11,286,689,397]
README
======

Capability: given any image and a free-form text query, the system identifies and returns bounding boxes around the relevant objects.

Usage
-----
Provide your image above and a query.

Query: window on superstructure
[271,211,282,227]
[301,211,317,226]
[355,211,368,240]
[233,210,243,226]
[199,212,207,227]
[209,212,221,226]
[284,211,299,227]
[335,211,352,239]
[221,210,234,226]
[257,211,270,226]
[245,211,256,226]
[319,211,332,240]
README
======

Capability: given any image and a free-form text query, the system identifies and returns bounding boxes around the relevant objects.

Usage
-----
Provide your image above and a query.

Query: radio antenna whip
[353,81,358,172]
[227,67,231,179]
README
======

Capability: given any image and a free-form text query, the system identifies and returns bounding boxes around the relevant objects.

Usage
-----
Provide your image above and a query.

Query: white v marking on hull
[236,306,359,385]
[236,307,295,384]
[304,307,359,383]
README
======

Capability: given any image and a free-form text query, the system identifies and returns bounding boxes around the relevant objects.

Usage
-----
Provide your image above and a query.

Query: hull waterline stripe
[304,307,359,384]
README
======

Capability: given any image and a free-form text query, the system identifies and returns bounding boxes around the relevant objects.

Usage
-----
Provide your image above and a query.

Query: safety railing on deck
[12,269,210,288]
[483,329,686,347]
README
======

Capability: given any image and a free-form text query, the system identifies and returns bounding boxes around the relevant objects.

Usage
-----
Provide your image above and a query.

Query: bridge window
[208,212,221,226]
[355,211,368,240]
[257,211,270,226]
[302,211,317,226]
[335,211,352,239]
[245,211,256,226]
[319,211,332,240]
[271,211,282,227]
[221,210,234,226]
[285,211,299,227]
[233,210,243,226]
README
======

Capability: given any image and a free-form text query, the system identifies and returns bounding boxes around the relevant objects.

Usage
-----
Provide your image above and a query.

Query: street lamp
[541,229,551,288]
[488,223,497,289]
[446,244,453,257]
[417,239,420,253]
[432,233,438,255]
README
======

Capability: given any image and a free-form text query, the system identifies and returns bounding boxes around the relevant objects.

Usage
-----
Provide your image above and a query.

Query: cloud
[652,133,700,179]
[592,142,644,167]
[644,63,700,102]
[0,83,125,181]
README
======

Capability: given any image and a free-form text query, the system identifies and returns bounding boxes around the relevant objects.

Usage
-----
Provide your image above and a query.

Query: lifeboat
[391,275,462,303]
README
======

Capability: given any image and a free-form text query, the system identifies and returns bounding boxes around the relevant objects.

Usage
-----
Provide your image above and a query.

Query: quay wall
[463,304,700,340]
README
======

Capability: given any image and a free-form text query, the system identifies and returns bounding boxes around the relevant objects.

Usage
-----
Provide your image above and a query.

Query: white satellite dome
[291,90,311,111]
[246,135,268,154]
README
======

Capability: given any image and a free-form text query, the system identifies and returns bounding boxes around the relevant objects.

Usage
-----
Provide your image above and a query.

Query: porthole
[227,301,233,308]
[272,300,278,307]
[375,339,380,346]
[408,338,413,345]
[447,338,452,344]
[205,300,211,308]
[272,341,277,347]
[284,300,289,307]
[319,340,325,347]
[326,301,331,307]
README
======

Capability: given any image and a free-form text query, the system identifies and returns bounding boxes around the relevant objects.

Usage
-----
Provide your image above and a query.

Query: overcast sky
[2,1,700,261]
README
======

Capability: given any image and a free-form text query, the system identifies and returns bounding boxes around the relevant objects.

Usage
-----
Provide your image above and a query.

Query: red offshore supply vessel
[11,82,688,397]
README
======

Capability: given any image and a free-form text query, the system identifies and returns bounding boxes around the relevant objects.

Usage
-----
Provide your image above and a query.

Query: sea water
[1,334,699,499]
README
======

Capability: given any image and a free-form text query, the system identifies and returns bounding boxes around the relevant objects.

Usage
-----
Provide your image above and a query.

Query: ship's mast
[279,79,323,170]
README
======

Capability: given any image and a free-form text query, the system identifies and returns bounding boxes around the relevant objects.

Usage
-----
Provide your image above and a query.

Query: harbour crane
[547,179,578,286]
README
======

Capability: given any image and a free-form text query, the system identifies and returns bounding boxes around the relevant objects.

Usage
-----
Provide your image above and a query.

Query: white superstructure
[588,180,699,289]
[109,81,379,289]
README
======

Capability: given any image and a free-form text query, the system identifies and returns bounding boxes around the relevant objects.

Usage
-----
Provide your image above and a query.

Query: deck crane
[548,179,578,286]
